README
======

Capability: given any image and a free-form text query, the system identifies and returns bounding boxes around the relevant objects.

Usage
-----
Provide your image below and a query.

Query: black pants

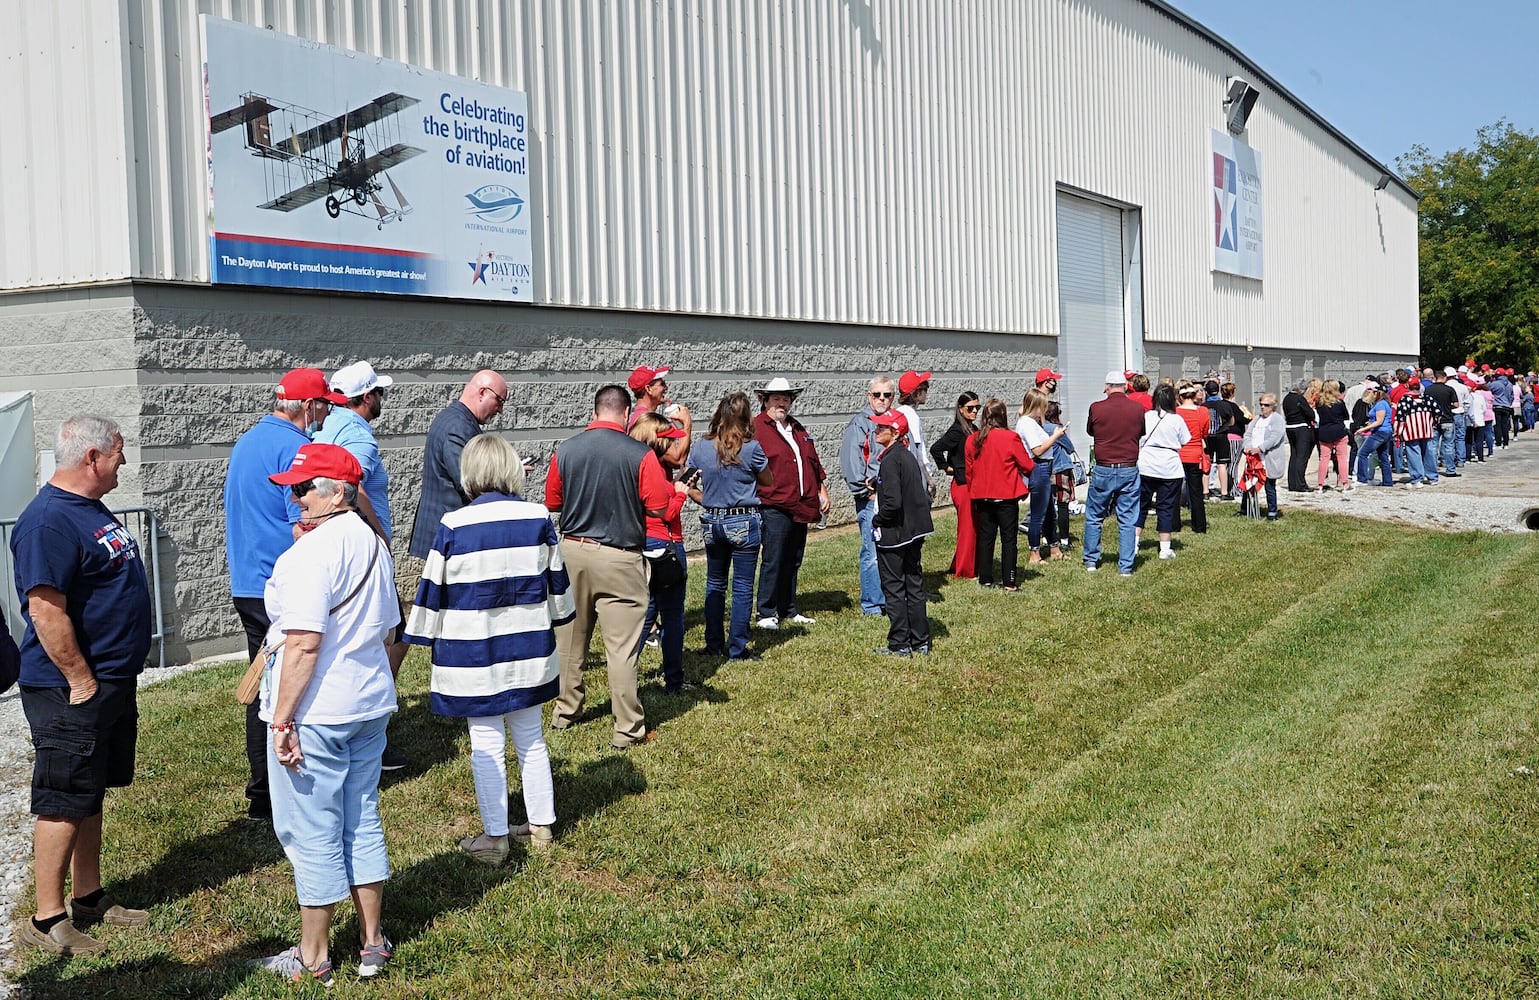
[1494,407,1513,447]
[756,506,809,620]
[233,596,272,817]
[1137,476,1182,532]
[972,499,1019,587]
[1045,499,1071,548]
[1181,462,1208,533]
[877,540,929,651]
[1286,426,1315,491]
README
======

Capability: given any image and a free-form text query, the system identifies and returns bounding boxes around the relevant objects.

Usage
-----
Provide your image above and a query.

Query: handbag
[236,535,382,705]
[1070,454,1087,486]
[646,544,686,592]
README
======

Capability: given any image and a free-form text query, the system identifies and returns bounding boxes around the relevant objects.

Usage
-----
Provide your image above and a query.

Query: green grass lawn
[15,510,1539,998]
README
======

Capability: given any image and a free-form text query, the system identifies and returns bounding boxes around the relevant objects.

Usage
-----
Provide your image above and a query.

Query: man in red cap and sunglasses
[224,368,346,822]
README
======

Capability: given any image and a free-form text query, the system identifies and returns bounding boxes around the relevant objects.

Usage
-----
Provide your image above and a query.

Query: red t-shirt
[1127,391,1154,412]
[1177,406,1209,464]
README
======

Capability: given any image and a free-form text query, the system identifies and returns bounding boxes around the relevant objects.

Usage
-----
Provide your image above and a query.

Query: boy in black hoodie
[870,410,934,656]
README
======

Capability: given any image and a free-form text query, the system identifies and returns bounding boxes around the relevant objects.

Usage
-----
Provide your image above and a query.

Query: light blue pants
[854,494,884,613]
[1082,465,1141,574]
[269,714,392,906]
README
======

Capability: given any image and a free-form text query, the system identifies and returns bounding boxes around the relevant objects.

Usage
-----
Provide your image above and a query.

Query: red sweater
[963,429,1034,500]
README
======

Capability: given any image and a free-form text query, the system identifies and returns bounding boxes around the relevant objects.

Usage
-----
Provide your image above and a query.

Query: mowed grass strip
[14,512,1539,998]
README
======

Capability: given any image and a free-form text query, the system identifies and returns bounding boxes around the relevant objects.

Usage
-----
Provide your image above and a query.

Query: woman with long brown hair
[929,391,980,577]
[963,398,1034,590]
[684,392,773,661]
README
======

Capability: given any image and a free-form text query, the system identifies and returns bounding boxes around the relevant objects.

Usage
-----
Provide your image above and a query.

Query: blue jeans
[637,539,687,688]
[1357,434,1393,484]
[1481,422,1495,457]
[702,511,762,658]
[1453,414,1468,466]
[1082,465,1141,574]
[1434,422,1455,473]
[1025,461,1052,550]
[854,494,883,613]
[1404,438,1437,483]
[268,714,391,906]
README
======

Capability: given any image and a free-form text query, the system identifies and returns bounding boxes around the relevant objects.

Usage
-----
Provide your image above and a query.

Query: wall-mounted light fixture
[1224,77,1259,135]
[1374,173,1391,191]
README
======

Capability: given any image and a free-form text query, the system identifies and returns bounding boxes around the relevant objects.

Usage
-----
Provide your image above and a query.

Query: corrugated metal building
[0,0,1418,661]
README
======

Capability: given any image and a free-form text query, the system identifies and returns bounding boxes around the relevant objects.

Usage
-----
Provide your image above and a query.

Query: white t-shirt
[1450,380,1471,417]
[262,511,399,725]
[896,403,933,478]
[1137,410,1190,480]
[1014,415,1051,457]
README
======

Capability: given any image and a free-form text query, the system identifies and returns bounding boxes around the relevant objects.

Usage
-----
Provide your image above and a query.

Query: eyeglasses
[649,379,667,389]
[482,386,508,406]
[870,392,894,400]
[290,480,317,499]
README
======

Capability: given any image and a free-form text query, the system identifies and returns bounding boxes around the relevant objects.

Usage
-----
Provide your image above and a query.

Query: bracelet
[269,721,296,733]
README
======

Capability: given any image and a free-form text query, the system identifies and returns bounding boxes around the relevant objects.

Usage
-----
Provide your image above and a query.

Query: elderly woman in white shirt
[253,443,399,987]
[1135,383,1190,560]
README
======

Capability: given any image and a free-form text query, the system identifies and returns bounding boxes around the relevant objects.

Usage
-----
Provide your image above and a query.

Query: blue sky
[1168,0,1539,171]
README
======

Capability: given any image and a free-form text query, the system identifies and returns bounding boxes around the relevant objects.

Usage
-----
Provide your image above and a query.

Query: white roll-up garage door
[1055,192,1127,438]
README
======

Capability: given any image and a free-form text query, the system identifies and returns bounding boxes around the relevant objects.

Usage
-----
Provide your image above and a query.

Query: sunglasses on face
[962,404,980,413]
[290,480,317,499]
[870,392,894,400]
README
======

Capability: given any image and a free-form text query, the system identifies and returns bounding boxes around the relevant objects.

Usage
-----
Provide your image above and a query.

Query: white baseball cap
[1104,369,1127,385]
[330,361,394,398]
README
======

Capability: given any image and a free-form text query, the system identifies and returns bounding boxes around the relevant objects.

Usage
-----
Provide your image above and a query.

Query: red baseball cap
[898,370,932,395]
[1035,367,1065,384]
[277,368,348,404]
[268,443,364,485]
[627,365,670,392]
[872,409,909,436]
[1124,370,1139,381]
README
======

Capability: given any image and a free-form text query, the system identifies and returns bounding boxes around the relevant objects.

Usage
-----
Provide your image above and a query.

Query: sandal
[1048,547,1065,561]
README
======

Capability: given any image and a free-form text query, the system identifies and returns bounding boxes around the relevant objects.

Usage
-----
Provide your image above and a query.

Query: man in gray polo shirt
[545,385,673,749]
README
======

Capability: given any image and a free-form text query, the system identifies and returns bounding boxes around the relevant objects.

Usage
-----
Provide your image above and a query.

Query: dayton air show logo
[1213,153,1238,252]
[468,246,530,296]
[465,184,525,224]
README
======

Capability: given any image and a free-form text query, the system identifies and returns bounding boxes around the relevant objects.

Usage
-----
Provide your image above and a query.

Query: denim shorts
[21,679,138,819]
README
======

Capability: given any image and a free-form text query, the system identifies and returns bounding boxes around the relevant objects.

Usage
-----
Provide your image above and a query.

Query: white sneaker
[788,614,816,625]
[755,617,779,630]
[1158,550,1176,560]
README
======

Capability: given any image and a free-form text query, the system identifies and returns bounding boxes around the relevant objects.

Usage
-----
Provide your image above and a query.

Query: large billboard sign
[1210,129,1263,281]
[201,16,534,301]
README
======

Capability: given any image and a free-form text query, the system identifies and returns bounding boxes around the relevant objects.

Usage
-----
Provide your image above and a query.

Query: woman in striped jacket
[405,435,575,865]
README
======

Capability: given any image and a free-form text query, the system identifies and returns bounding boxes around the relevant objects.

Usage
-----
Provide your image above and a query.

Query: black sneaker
[873,646,912,658]
[380,745,408,771]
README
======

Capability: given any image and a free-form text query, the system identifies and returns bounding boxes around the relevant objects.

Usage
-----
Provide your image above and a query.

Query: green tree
[1397,121,1539,370]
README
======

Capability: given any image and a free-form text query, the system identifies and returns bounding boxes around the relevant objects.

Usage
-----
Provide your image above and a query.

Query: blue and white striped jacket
[404,493,575,718]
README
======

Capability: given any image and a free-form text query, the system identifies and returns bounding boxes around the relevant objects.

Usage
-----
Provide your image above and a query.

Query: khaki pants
[552,539,648,745]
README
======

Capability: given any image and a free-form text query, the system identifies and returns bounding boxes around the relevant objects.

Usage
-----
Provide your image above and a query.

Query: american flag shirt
[1393,394,1438,443]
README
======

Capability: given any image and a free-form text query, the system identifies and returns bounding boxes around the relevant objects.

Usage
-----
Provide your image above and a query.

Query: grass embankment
[15,511,1539,998]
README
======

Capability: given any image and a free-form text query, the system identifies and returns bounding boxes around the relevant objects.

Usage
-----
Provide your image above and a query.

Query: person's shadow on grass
[18,940,263,999]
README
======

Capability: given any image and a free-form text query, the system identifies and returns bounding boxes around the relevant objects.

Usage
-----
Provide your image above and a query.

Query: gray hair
[275,398,305,418]
[868,374,894,393]
[460,434,525,499]
[310,477,359,508]
[55,415,120,469]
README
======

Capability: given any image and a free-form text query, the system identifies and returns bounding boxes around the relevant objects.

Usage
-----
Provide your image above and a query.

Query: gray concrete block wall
[128,283,1058,661]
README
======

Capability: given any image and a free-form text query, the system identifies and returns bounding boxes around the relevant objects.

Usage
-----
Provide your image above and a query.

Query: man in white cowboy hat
[751,377,829,630]
[314,360,411,770]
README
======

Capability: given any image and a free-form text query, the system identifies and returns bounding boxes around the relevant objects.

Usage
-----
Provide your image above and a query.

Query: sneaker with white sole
[248,945,334,988]
[1158,550,1176,560]
[787,614,816,625]
[755,617,779,630]
[358,935,393,978]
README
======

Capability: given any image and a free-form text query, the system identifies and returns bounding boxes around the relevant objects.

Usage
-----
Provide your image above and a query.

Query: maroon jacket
[753,411,826,522]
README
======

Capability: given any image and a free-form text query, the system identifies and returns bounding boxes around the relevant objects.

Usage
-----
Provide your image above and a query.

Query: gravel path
[0,438,1533,991]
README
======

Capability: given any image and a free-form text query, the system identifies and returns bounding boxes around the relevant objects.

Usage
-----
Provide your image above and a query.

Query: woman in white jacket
[1135,384,1190,560]
[1240,393,1287,520]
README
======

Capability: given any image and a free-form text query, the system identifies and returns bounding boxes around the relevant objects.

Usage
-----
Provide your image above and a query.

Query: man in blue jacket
[838,375,894,616]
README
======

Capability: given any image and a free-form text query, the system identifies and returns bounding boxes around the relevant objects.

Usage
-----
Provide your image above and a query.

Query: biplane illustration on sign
[202,16,533,301]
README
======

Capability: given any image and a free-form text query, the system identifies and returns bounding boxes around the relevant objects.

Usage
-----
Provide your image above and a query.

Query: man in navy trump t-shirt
[10,415,152,957]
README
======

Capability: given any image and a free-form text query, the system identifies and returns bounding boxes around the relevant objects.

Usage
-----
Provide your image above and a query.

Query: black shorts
[21,679,138,819]
[1204,436,1231,463]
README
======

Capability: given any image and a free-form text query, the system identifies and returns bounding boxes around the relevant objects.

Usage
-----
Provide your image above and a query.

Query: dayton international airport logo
[1213,153,1238,252]
[465,185,525,224]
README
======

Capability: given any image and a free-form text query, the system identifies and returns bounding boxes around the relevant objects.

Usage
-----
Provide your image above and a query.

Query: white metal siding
[0,2,134,286]
[8,0,1418,357]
